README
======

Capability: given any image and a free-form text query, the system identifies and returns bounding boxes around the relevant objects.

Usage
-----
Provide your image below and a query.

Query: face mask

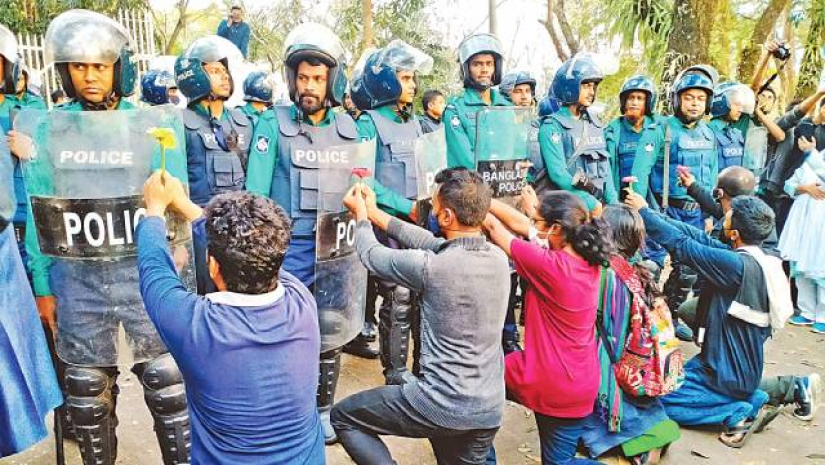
[529,225,549,248]
[426,212,442,237]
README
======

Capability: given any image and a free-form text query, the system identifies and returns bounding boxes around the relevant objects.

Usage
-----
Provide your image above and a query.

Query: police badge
[256,135,270,153]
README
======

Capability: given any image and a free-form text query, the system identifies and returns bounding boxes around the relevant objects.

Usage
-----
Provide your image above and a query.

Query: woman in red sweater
[484,189,613,464]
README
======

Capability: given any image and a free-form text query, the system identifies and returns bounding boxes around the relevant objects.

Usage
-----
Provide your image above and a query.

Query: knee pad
[142,354,187,416]
[64,366,115,426]
[393,287,413,307]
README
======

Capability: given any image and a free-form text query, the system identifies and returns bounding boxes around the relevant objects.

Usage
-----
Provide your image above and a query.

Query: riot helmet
[500,71,537,104]
[283,23,348,107]
[619,74,657,115]
[175,35,239,103]
[0,24,19,94]
[457,33,504,90]
[242,71,275,104]
[361,40,432,108]
[670,67,715,115]
[538,94,561,117]
[551,54,603,105]
[45,10,136,105]
[677,64,719,88]
[711,82,755,119]
[140,70,175,105]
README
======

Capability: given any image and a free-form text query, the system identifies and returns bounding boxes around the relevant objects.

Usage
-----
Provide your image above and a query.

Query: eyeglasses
[209,117,239,152]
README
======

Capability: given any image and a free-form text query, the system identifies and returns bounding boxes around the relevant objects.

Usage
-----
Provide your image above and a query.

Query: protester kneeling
[331,168,510,464]
[137,172,324,463]
[625,191,793,448]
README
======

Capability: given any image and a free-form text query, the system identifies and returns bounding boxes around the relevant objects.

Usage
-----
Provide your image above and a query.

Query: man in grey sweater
[331,168,510,464]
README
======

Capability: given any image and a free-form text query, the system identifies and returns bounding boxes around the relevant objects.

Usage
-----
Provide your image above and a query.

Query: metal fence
[15,9,156,108]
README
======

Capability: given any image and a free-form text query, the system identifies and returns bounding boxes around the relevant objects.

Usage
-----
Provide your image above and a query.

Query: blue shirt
[640,208,770,399]
[136,216,324,464]
[217,20,251,57]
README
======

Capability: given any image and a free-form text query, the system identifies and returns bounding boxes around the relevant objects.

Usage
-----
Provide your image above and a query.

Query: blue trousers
[487,414,601,465]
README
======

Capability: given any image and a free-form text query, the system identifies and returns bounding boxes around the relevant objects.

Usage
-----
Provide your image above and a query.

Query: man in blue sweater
[137,172,324,464]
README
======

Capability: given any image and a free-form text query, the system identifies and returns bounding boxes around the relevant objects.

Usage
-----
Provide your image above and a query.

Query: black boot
[317,350,341,444]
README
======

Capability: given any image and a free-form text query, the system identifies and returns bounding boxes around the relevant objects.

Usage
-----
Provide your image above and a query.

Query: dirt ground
[3,323,823,465]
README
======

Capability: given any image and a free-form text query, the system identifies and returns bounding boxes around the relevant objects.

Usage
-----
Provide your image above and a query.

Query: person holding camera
[216,5,250,58]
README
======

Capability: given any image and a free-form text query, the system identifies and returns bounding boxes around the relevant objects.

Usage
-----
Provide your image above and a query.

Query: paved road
[3,323,823,465]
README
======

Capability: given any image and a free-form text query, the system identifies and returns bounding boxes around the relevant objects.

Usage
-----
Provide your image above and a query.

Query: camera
[771,43,791,61]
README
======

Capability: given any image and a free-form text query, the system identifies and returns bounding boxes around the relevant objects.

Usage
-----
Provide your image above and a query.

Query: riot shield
[413,127,447,226]
[744,124,768,178]
[0,138,14,224]
[315,139,376,352]
[15,106,196,367]
[474,107,533,205]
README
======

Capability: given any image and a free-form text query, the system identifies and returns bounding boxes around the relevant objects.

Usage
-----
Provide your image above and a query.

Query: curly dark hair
[204,192,291,294]
[537,191,614,267]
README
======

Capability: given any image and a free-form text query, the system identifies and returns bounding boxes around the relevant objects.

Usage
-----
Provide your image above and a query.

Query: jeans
[331,385,498,465]
[486,414,601,465]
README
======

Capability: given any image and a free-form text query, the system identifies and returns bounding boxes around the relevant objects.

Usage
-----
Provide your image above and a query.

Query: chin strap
[395,103,414,122]
[79,91,119,111]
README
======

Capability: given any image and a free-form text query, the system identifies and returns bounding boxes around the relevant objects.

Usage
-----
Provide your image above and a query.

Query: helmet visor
[44,9,133,65]
[372,40,433,75]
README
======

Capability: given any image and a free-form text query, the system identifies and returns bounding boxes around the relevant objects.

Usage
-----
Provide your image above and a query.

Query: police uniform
[605,114,662,190]
[357,104,425,384]
[182,105,251,207]
[239,101,264,127]
[709,117,746,170]
[540,106,618,210]
[632,116,718,229]
[443,87,512,169]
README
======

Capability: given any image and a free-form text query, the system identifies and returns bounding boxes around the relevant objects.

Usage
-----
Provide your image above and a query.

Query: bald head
[717,166,756,198]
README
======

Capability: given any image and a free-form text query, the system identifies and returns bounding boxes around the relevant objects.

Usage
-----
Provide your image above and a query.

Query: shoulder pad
[334,112,359,140]
[182,108,207,130]
[227,108,250,127]
[274,106,299,137]
[444,103,459,114]
[549,112,574,129]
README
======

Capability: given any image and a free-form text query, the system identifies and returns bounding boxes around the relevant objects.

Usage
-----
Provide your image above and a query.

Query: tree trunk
[737,0,791,82]
[779,6,795,104]
[164,0,188,55]
[553,0,579,56]
[540,0,569,61]
[793,0,825,98]
[489,0,498,36]
[659,0,721,111]
[360,0,373,55]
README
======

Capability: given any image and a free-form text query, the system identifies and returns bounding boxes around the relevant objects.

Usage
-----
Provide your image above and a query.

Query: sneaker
[794,373,821,421]
[675,322,694,342]
[342,336,380,359]
[319,409,337,445]
[812,323,825,334]
[362,321,377,342]
[789,315,815,326]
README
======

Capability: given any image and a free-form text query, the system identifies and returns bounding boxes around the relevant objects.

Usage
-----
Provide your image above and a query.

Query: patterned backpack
[598,256,685,398]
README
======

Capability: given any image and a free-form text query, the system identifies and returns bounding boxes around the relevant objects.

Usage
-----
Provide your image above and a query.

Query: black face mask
[719,229,734,247]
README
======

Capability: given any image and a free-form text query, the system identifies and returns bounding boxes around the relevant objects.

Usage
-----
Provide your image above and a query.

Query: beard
[298,92,324,115]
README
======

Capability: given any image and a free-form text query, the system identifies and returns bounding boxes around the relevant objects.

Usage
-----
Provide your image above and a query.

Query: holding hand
[800,183,825,200]
[143,170,186,217]
[624,190,649,211]
[344,184,369,221]
[798,136,817,153]
[678,169,696,188]
[520,185,539,217]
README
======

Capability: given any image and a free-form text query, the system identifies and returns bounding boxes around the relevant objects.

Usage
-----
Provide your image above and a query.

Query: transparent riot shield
[315,139,376,352]
[744,124,769,179]
[474,107,533,205]
[0,137,14,223]
[413,127,447,226]
[15,106,195,367]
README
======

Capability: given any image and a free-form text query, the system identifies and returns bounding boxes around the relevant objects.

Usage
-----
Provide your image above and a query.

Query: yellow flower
[147,127,178,150]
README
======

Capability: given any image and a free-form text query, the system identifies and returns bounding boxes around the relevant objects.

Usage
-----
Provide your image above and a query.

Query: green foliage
[597,0,673,70]
[331,0,457,110]
[0,0,147,35]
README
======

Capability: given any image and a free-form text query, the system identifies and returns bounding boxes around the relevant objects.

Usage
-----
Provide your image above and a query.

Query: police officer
[632,67,718,229]
[13,64,46,110]
[245,23,360,445]
[709,82,753,170]
[239,70,274,126]
[23,11,190,465]
[443,33,512,169]
[140,69,175,106]
[175,35,252,207]
[540,54,618,215]
[499,71,537,108]
[631,66,719,341]
[354,40,435,382]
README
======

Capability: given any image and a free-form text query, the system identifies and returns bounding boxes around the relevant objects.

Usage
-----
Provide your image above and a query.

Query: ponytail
[570,217,614,267]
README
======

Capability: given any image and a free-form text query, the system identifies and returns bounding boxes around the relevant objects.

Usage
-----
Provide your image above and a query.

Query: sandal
[754,405,782,433]
[719,408,767,448]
